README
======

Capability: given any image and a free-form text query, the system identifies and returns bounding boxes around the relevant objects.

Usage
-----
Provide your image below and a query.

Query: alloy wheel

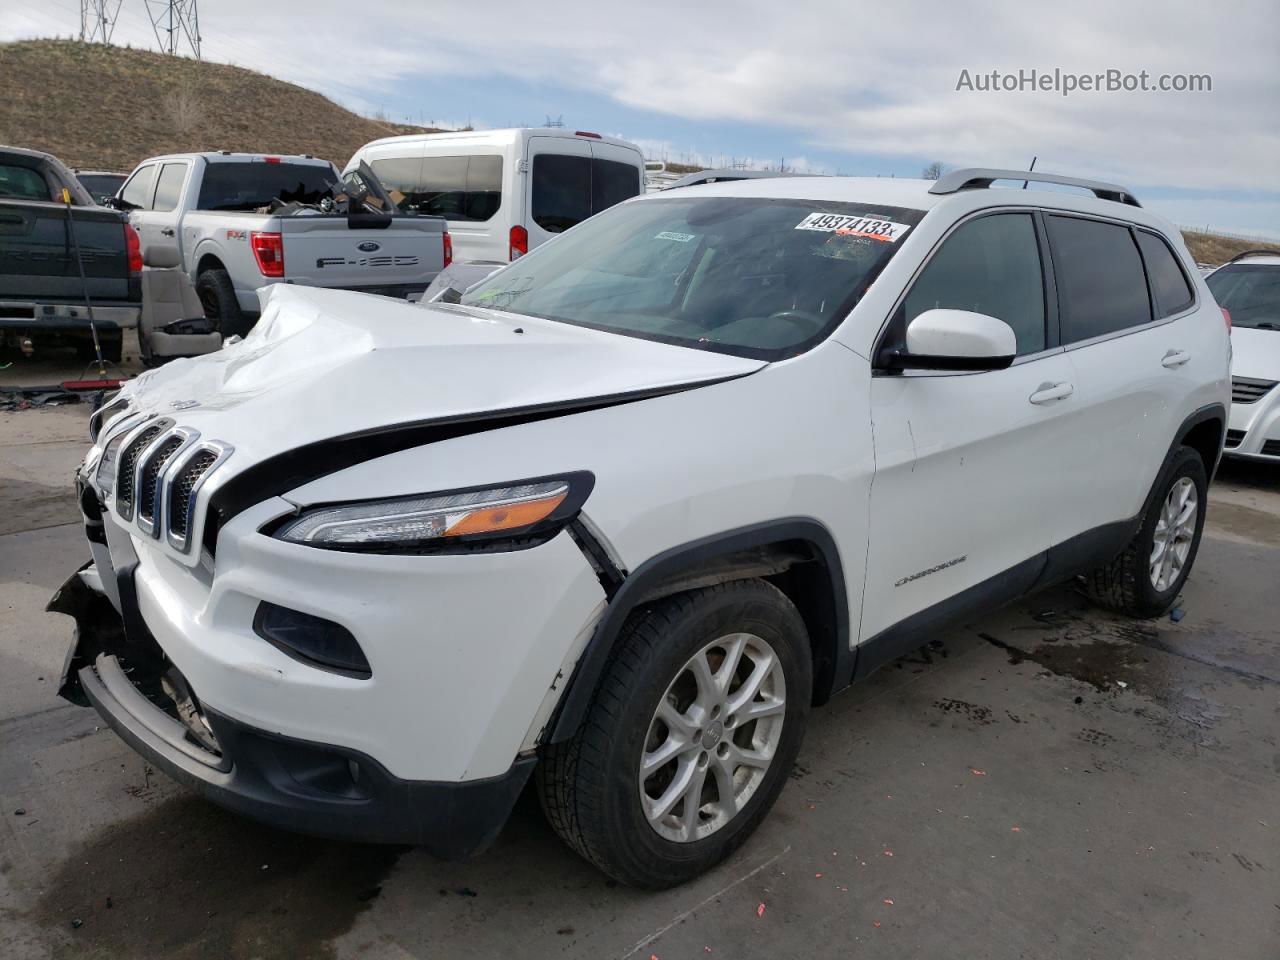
[1150,476,1197,591]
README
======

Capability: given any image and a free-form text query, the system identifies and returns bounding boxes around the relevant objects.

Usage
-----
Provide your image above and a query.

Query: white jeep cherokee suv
[53,168,1230,889]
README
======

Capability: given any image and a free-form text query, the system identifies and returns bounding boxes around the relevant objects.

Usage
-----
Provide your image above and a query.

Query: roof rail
[1223,248,1280,265]
[928,167,1141,207]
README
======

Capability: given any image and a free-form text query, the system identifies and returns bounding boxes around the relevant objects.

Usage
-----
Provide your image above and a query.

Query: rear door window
[1135,231,1194,317]
[151,162,189,213]
[119,164,157,210]
[532,154,641,234]
[903,213,1047,355]
[591,158,641,214]
[1048,215,1152,343]
[532,154,591,233]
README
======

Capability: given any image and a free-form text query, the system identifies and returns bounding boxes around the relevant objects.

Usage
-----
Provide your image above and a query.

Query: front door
[129,160,189,262]
[861,211,1081,652]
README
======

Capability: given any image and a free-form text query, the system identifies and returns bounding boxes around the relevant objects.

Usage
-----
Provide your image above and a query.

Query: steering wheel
[768,309,826,337]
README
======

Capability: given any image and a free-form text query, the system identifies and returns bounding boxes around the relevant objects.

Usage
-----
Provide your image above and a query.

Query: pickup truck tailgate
[0,201,133,301]
[279,216,444,291]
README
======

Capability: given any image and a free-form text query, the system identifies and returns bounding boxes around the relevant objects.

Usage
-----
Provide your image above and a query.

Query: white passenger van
[345,128,646,264]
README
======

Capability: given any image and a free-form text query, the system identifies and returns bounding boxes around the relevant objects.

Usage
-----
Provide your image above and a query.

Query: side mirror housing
[886,308,1017,371]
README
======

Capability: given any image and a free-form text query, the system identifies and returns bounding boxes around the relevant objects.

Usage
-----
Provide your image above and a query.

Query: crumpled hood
[116,284,764,475]
[1230,326,1280,381]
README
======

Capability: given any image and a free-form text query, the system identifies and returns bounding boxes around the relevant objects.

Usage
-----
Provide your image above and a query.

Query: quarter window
[1048,215,1151,342]
[903,213,1046,356]
[119,165,156,210]
[151,163,188,213]
[1135,231,1194,317]
[371,155,503,222]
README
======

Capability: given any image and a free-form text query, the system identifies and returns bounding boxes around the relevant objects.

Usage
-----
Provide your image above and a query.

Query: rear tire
[196,268,250,338]
[538,580,811,889]
[1084,445,1207,617]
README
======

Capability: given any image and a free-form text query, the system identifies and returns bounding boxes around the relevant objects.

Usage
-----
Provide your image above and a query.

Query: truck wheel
[196,268,250,338]
[1084,445,1207,618]
[538,580,811,889]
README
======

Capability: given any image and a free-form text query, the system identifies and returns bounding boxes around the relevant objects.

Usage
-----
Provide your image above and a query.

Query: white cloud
[5,0,1276,194]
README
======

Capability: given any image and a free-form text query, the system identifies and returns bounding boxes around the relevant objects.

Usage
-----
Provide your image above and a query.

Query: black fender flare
[1173,401,1227,477]
[547,517,851,744]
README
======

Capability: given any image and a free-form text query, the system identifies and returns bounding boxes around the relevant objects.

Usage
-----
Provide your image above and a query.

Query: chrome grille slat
[114,422,168,520]
[164,440,233,553]
[138,437,185,523]
[168,449,218,541]
[1231,376,1277,404]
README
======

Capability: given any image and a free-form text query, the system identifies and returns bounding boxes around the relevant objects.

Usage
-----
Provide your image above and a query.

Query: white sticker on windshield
[794,212,910,242]
[655,231,696,242]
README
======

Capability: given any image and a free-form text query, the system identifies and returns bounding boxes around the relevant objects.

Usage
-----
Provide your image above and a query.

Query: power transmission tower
[544,115,565,128]
[79,0,122,43]
[144,0,202,58]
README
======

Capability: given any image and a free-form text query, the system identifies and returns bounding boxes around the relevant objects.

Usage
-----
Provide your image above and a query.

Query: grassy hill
[0,39,441,171]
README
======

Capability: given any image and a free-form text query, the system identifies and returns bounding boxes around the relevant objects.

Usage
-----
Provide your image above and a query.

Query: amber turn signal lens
[444,492,567,537]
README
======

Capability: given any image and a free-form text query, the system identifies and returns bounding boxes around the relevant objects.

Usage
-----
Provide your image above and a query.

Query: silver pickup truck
[110,153,449,348]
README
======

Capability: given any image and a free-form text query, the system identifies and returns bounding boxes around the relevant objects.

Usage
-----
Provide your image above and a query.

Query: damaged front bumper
[48,545,533,859]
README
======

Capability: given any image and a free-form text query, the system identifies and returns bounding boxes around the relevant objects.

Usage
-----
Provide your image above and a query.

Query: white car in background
[345,128,646,265]
[55,168,1229,889]
[1206,250,1280,460]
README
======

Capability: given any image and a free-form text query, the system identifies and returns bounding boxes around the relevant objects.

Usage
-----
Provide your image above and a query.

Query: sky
[4,0,1278,238]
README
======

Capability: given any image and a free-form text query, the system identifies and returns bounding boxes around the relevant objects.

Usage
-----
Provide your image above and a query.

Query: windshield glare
[1207,263,1280,330]
[461,196,924,359]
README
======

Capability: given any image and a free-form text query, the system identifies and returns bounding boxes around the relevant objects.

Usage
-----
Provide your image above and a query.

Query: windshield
[196,161,338,211]
[1206,263,1280,330]
[461,195,924,359]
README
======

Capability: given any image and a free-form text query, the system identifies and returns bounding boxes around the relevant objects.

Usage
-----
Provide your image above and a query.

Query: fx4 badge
[894,555,966,588]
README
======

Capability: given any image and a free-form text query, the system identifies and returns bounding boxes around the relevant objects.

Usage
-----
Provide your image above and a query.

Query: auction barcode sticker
[794,212,911,242]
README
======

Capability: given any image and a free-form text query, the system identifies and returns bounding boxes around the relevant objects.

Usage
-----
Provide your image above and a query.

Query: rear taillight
[509,225,528,261]
[250,231,284,277]
[443,230,453,269]
[123,223,142,274]
[1221,306,1232,330]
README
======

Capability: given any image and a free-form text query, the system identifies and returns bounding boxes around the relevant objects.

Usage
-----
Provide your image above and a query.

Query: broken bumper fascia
[48,565,535,858]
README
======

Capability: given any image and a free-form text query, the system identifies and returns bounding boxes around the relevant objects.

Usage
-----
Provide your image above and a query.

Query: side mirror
[888,308,1017,371]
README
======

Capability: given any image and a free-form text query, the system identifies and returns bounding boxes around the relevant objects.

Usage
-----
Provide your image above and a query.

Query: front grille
[138,436,186,523]
[1263,439,1280,457]
[1225,429,1246,448]
[115,424,164,519]
[168,449,219,541]
[1231,377,1277,404]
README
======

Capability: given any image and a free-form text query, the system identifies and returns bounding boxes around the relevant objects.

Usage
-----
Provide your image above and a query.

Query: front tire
[1085,445,1208,617]
[196,268,250,338]
[538,580,811,889]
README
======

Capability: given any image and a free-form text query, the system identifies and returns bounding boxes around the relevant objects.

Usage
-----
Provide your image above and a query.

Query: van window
[532,155,642,234]
[1048,215,1151,343]
[151,163,188,213]
[119,165,156,210]
[1135,231,1194,317]
[371,155,503,222]
[903,213,1046,355]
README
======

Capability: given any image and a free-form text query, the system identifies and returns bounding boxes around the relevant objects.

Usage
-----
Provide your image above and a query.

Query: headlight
[272,473,593,552]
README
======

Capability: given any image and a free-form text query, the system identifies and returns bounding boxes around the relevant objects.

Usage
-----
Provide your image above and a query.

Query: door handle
[160,227,176,237]
[1029,381,1074,405]
[1161,349,1191,368]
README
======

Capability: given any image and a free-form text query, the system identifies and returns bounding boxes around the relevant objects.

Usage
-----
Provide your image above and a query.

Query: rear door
[588,140,643,215]
[862,211,1081,647]
[525,136,593,253]
[1046,214,1193,530]
[280,216,444,292]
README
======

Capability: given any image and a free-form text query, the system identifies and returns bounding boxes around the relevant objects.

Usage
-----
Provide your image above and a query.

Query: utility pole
[79,0,122,43]
[144,0,202,58]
